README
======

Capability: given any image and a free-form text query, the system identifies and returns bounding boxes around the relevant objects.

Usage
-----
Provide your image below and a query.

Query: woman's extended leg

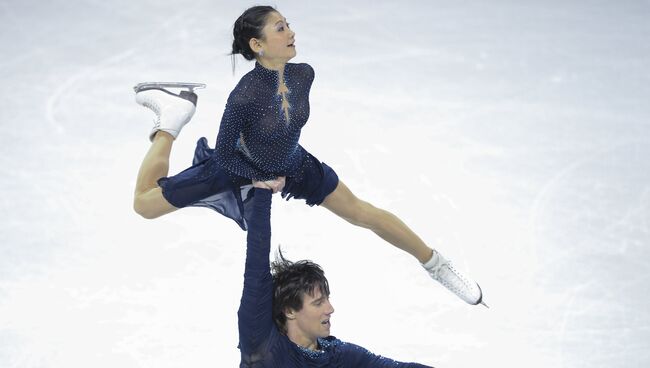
[321,181,433,263]
[321,179,486,306]
[132,86,199,219]
[133,132,178,219]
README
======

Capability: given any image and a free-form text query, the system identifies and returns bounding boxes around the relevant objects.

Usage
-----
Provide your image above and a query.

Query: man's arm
[341,342,434,368]
[237,188,275,358]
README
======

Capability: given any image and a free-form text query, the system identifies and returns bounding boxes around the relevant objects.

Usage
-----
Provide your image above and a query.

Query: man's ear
[285,308,296,320]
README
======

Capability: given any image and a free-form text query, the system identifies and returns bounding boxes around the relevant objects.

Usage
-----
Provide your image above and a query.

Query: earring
[258,49,264,57]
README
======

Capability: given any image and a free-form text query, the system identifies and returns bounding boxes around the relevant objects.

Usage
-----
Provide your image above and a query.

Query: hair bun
[230,5,277,63]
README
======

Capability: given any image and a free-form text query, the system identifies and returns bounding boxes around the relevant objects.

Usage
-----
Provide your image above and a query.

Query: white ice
[1,0,649,367]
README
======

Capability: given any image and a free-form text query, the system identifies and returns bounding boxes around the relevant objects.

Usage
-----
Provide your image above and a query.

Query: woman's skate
[134,82,206,141]
[423,251,488,308]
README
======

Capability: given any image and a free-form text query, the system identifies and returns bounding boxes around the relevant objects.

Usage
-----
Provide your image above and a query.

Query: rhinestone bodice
[213,62,314,180]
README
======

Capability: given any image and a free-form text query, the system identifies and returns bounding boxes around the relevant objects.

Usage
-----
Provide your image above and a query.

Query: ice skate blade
[473,283,489,308]
[133,82,206,93]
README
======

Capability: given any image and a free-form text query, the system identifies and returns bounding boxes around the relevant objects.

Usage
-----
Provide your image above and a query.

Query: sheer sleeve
[214,88,276,181]
[237,189,275,359]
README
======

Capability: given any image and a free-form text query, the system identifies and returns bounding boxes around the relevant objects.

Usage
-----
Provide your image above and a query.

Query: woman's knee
[133,195,161,219]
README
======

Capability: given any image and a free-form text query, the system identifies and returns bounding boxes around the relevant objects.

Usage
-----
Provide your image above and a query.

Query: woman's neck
[256,58,286,75]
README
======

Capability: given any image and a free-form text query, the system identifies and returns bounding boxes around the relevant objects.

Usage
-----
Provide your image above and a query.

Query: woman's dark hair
[271,249,330,334]
[231,5,277,69]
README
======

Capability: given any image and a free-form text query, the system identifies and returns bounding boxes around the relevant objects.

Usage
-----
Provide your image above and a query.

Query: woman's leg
[133,132,178,219]
[321,181,433,263]
[321,179,486,306]
[132,86,199,219]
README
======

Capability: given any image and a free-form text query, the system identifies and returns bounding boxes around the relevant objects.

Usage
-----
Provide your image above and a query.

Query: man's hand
[252,176,286,193]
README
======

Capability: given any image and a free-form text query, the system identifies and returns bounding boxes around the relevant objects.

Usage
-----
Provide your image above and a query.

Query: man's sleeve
[341,341,434,368]
[237,189,275,358]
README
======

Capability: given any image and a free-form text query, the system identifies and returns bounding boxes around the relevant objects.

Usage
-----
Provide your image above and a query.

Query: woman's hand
[252,176,286,194]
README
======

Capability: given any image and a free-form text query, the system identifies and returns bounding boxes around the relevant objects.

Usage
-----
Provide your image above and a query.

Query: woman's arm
[237,188,275,358]
[214,92,276,181]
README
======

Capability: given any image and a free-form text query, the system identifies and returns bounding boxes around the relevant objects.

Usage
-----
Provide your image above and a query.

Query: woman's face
[257,11,296,64]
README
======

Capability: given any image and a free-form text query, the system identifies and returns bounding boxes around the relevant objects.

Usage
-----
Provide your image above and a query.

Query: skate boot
[134,82,206,141]
[422,250,488,308]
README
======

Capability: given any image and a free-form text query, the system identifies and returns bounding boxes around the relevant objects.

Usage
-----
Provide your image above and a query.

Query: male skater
[238,184,433,367]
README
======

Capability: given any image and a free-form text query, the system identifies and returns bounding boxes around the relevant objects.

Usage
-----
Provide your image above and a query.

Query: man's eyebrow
[311,296,326,304]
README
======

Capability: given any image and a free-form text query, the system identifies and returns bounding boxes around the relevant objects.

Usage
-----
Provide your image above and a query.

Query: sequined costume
[239,188,433,368]
[158,62,339,230]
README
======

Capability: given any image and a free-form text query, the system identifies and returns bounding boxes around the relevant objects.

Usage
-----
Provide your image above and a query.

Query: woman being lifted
[132,5,486,307]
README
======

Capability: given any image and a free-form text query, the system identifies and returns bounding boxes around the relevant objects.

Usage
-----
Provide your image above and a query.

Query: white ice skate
[134,82,206,141]
[423,251,488,308]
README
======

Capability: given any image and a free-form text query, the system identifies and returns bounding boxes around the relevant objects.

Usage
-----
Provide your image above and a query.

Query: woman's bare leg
[321,181,433,263]
[133,132,178,219]
[322,180,486,306]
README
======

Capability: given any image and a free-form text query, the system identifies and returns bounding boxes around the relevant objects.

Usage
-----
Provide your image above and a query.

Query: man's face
[290,287,334,340]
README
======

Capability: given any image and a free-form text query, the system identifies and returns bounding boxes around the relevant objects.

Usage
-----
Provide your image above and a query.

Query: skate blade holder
[133,82,206,93]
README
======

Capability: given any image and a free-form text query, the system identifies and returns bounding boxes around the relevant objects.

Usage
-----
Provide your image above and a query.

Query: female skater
[133,5,485,306]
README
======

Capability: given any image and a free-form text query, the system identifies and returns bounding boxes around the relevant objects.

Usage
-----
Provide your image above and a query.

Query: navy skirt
[158,137,339,231]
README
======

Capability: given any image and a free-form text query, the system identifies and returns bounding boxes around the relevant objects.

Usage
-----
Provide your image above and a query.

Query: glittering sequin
[295,337,337,359]
[158,62,339,231]
[213,61,314,181]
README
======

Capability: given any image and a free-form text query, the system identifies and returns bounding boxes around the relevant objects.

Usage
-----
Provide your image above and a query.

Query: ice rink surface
[1,0,649,367]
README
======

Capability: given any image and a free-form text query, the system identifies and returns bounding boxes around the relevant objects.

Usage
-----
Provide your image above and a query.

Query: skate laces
[139,91,194,123]
[138,95,162,126]
[141,100,159,114]
[427,260,474,299]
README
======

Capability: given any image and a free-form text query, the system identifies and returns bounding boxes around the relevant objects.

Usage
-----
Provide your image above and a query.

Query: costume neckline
[295,337,325,358]
[253,61,289,83]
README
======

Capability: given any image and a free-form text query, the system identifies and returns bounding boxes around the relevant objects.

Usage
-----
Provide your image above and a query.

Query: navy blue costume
[158,62,339,230]
[240,188,433,368]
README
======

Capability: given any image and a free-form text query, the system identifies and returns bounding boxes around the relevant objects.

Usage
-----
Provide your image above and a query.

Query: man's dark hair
[271,249,330,334]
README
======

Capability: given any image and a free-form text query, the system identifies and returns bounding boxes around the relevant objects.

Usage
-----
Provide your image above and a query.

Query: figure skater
[239,185,433,367]
[132,5,485,306]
